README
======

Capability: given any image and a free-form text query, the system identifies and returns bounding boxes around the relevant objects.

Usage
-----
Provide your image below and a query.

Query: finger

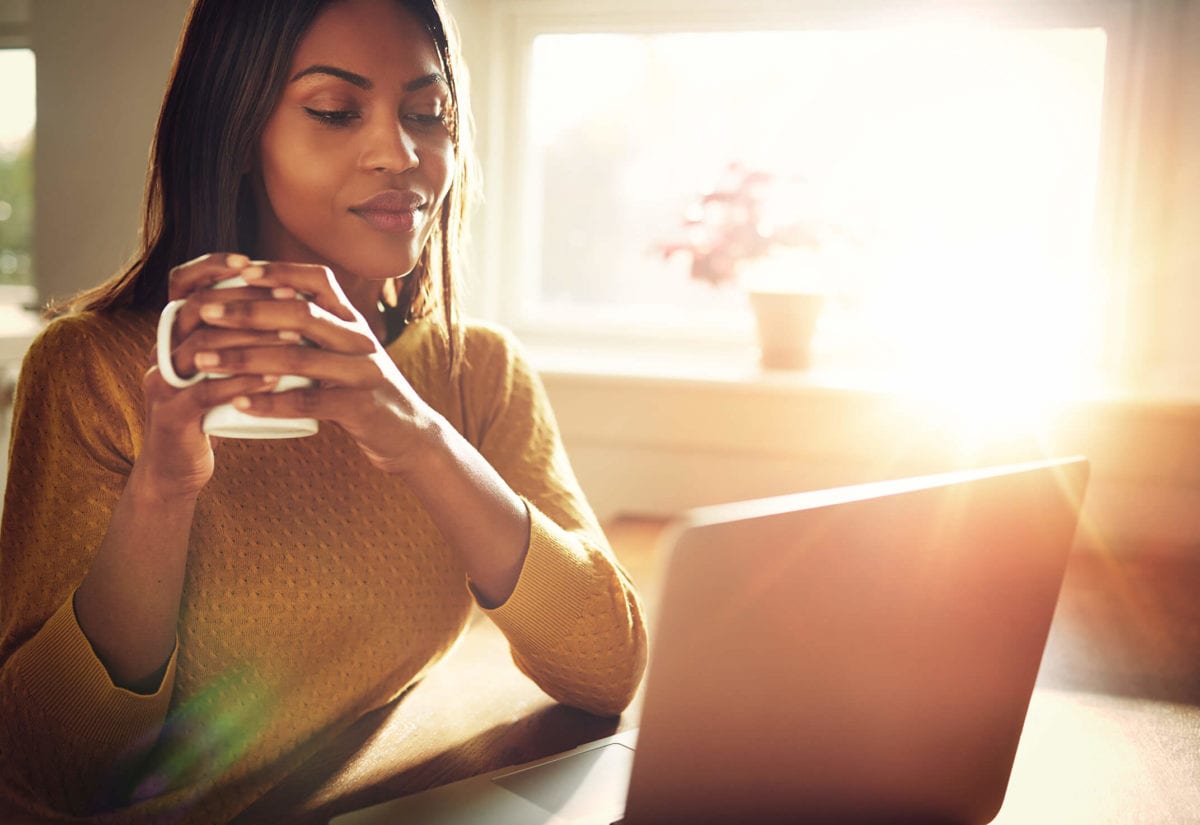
[172,327,299,379]
[188,344,382,385]
[236,261,359,324]
[170,374,284,418]
[144,362,181,403]
[168,252,253,301]
[170,284,279,342]
[144,367,282,425]
[197,297,377,355]
[229,384,367,423]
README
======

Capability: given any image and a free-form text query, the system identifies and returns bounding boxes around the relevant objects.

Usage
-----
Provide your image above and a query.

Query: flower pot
[747,290,825,370]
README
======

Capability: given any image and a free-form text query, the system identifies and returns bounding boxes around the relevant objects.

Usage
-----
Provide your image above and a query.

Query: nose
[360,115,419,174]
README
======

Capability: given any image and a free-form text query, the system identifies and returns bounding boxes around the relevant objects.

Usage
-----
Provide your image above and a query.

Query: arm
[198,264,648,716]
[384,336,649,715]
[0,256,290,815]
[0,317,182,815]
[397,418,531,608]
[460,328,648,717]
[73,254,297,692]
[72,468,198,693]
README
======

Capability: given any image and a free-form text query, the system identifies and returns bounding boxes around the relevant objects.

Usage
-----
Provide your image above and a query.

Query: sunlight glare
[523,24,1108,396]
[0,50,36,152]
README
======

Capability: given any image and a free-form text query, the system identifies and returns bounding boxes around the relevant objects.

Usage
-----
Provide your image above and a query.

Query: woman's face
[253,0,455,284]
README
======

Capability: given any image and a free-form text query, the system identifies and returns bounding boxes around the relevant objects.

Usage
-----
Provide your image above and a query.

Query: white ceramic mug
[156,274,319,439]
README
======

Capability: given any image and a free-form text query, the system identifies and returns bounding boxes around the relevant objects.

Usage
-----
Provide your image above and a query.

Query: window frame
[0,1,36,307]
[463,0,1144,380]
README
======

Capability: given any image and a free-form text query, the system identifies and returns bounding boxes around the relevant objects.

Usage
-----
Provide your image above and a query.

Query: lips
[349,190,426,234]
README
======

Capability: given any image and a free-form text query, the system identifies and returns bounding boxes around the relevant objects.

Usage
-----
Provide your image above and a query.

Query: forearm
[401,415,531,608]
[400,415,647,716]
[486,506,648,716]
[0,464,193,813]
[73,466,197,692]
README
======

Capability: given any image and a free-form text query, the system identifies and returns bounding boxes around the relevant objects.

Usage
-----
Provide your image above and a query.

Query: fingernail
[272,287,297,300]
[200,304,224,320]
[278,330,302,342]
[232,396,251,410]
[226,254,250,268]
[194,352,219,368]
[241,265,264,281]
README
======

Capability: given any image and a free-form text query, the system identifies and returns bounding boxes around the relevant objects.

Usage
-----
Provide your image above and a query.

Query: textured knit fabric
[0,308,647,824]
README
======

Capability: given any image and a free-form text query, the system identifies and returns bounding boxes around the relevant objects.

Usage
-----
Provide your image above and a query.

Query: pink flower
[661,163,827,287]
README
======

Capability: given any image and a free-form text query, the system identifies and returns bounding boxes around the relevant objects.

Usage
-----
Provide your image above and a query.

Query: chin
[353,240,429,279]
[328,249,422,283]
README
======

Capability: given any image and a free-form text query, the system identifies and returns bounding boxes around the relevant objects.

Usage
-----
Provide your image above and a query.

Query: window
[0,47,35,290]
[475,2,1128,393]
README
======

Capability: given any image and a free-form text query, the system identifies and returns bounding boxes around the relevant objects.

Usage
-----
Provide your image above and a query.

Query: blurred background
[2,0,1199,556]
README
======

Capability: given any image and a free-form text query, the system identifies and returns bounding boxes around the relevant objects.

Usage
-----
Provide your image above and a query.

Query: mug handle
[156,299,206,388]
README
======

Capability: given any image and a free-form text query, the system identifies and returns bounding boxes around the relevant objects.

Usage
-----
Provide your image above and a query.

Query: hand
[136,253,290,497]
[180,259,443,475]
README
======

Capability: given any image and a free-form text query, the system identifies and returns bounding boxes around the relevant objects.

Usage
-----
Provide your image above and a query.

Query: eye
[404,112,447,128]
[304,107,361,127]
[402,93,450,130]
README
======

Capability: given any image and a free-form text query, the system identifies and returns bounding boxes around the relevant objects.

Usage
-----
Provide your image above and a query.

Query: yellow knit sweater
[0,309,647,824]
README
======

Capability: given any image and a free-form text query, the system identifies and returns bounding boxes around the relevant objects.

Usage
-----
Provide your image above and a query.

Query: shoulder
[459,320,560,451]
[458,319,543,401]
[387,317,548,441]
[18,309,154,409]
[389,317,532,389]
[461,319,527,369]
[27,309,154,364]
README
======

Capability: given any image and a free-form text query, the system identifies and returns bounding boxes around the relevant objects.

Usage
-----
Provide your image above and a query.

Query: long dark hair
[56,0,474,369]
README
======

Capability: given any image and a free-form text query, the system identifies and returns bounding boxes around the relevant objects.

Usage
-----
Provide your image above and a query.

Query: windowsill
[529,343,1200,414]
[529,342,1200,552]
[0,301,42,368]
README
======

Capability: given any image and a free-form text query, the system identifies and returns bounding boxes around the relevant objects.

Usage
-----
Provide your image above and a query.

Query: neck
[335,272,389,342]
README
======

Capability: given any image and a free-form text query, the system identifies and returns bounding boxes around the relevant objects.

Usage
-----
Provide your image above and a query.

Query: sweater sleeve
[0,315,177,817]
[461,326,647,717]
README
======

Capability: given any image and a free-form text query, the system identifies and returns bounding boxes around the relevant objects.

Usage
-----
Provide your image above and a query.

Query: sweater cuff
[15,596,176,748]
[481,503,598,652]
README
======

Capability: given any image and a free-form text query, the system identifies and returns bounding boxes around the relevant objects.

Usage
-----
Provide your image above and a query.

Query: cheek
[259,127,341,219]
[421,151,456,243]
[427,146,456,213]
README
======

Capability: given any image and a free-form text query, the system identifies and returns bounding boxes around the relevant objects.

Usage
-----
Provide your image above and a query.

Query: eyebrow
[403,73,448,93]
[290,65,449,93]
[292,64,373,89]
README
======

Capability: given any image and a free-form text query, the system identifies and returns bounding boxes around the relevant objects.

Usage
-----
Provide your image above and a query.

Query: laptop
[333,456,1090,825]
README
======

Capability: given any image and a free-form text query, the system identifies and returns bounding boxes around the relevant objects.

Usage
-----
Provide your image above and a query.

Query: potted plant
[661,162,848,370]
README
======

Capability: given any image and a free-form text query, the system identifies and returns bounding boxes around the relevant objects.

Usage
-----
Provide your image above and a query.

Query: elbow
[606,625,649,716]
[561,624,650,719]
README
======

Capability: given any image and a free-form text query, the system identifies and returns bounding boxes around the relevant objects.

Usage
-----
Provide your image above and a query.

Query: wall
[1157,0,1200,377]
[31,0,191,305]
[539,368,1200,556]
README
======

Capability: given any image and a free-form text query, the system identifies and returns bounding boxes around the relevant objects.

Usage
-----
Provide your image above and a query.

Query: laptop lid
[623,456,1089,825]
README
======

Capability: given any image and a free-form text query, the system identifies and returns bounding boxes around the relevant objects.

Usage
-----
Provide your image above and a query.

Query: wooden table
[234,519,1200,824]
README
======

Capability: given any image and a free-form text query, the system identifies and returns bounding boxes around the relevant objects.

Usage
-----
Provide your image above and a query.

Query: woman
[0,0,647,822]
